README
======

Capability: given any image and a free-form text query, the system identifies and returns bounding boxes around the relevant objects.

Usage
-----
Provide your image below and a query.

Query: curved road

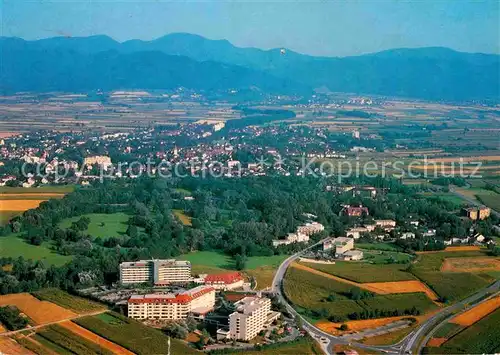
[272,239,500,355]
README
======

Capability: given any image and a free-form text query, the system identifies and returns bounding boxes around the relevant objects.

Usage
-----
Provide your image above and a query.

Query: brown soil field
[427,337,448,347]
[0,293,76,324]
[425,156,500,163]
[450,296,500,326]
[0,200,46,211]
[316,316,410,335]
[0,337,34,354]
[441,257,500,273]
[0,324,5,333]
[362,281,439,301]
[59,321,135,355]
[416,246,481,254]
[292,263,439,302]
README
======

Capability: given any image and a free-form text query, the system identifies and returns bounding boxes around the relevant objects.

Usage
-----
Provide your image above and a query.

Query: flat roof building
[229,297,280,341]
[119,259,191,285]
[127,285,215,320]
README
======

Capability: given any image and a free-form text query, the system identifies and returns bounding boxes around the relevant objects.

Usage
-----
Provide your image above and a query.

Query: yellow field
[362,280,439,301]
[450,296,500,326]
[0,200,46,211]
[0,337,34,355]
[441,257,500,273]
[0,293,76,325]
[427,337,448,347]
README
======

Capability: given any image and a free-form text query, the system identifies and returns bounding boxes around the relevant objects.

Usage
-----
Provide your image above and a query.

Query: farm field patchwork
[434,308,500,354]
[441,257,500,273]
[0,234,72,266]
[57,212,130,238]
[284,265,437,321]
[0,293,75,326]
[74,311,198,354]
[450,295,500,326]
[0,337,35,355]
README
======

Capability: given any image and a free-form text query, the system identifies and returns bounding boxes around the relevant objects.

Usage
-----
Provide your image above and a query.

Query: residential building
[229,297,280,341]
[203,271,244,291]
[374,219,396,230]
[400,232,416,240]
[334,237,355,255]
[127,285,215,320]
[297,222,325,236]
[84,155,112,168]
[346,227,370,239]
[272,232,309,247]
[343,250,364,261]
[463,206,491,221]
[119,259,191,285]
[342,205,369,217]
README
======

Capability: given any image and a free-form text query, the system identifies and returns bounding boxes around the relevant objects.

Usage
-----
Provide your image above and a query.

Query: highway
[271,238,500,355]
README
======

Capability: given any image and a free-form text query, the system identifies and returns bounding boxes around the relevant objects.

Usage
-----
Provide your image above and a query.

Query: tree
[234,254,247,270]
[340,324,349,331]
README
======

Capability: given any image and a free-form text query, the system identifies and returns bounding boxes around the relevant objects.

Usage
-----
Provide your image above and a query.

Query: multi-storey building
[342,204,369,217]
[229,297,280,341]
[203,271,244,291]
[119,259,191,285]
[127,285,215,320]
[333,237,354,255]
[297,222,325,236]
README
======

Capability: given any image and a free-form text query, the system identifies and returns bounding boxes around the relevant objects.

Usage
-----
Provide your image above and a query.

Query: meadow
[75,312,197,354]
[57,213,130,238]
[301,260,415,283]
[476,193,500,211]
[32,289,105,314]
[173,209,193,226]
[0,234,72,266]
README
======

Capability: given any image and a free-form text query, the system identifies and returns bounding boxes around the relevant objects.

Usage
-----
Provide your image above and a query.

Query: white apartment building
[119,259,191,285]
[334,237,355,255]
[229,297,280,341]
[297,222,325,236]
[127,285,215,320]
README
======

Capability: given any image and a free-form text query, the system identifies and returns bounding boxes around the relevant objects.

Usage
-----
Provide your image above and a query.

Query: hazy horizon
[2,0,499,57]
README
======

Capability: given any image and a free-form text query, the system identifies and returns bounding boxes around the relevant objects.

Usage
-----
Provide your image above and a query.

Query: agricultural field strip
[0,309,107,337]
[293,263,439,301]
[450,295,500,326]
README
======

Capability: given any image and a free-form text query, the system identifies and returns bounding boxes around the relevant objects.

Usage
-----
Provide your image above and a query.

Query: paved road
[271,239,400,355]
[397,279,500,354]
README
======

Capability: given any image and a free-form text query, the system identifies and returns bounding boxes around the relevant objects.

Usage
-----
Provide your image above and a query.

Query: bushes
[0,306,28,330]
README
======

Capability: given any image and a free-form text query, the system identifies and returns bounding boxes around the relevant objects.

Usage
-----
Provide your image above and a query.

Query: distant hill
[1,34,498,100]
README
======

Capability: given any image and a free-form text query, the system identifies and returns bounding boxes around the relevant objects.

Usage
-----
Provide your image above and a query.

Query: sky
[1,0,499,57]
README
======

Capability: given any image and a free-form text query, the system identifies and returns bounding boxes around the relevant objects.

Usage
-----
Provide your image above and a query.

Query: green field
[173,188,192,196]
[228,337,323,354]
[420,192,467,206]
[58,213,130,238]
[0,211,20,225]
[179,250,288,274]
[356,243,402,252]
[32,289,105,313]
[433,322,464,339]
[32,333,73,355]
[16,336,55,355]
[284,266,436,320]
[409,250,491,302]
[436,309,500,354]
[38,324,114,355]
[0,234,72,266]
[476,193,500,211]
[75,312,197,354]
[0,186,75,194]
[301,260,415,283]
[362,250,413,264]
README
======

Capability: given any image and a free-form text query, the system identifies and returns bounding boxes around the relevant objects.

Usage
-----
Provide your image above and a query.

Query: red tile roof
[204,271,243,284]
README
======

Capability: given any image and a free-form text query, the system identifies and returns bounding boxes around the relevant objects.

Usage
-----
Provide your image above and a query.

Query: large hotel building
[119,259,191,285]
[127,285,215,320]
[228,297,280,341]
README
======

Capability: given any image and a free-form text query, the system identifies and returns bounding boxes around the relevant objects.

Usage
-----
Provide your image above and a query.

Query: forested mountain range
[1,33,498,100]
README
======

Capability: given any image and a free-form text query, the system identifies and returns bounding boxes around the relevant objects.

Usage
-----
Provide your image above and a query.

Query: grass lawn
[0,234,72,266]
[420,192,467,206]
[75,312,197,354]
[32,289,105,314]
[436,309,500,354]
[236,337,323,354]
[173,209,192,226]
[173,188,192,196]
[362,250,413,264]
[179,251,288,271]
[58,213,130,238]
[356,243,402,252]
[301,261,415,283]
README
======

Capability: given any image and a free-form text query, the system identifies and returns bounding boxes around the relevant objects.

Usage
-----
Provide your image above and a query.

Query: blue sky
[1,0,499,56]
